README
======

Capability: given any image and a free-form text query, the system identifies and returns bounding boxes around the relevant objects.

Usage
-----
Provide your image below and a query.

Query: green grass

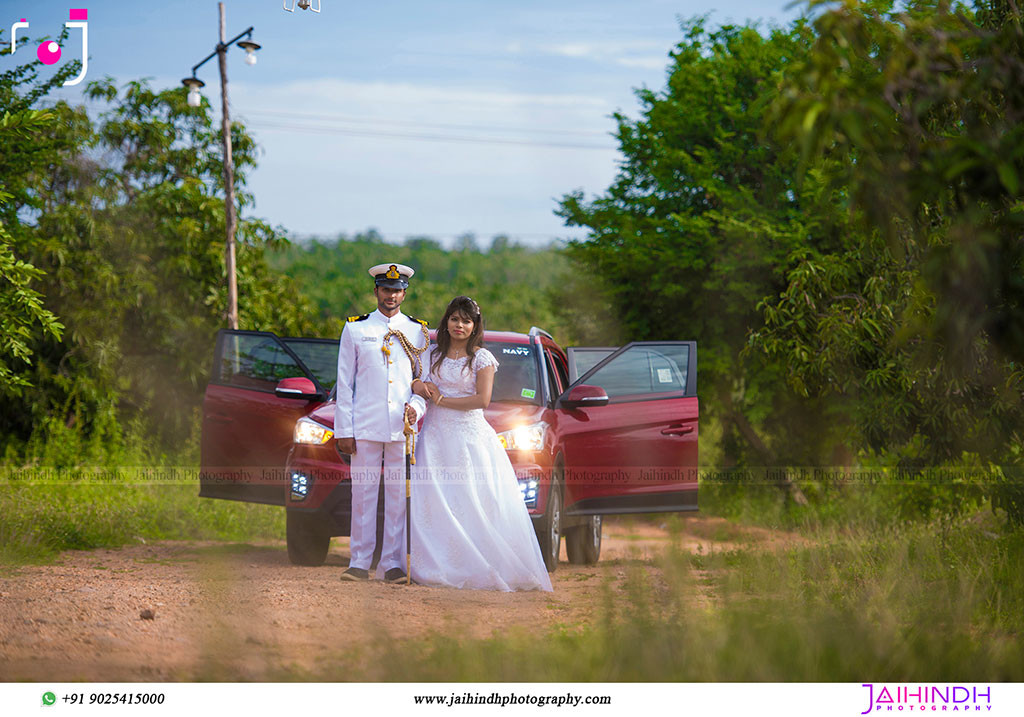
[311,519,1021,682]
[699,480,997,532]
[0,472,284,565]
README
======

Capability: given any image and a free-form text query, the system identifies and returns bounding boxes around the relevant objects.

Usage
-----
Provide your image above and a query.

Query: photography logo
[860,684,993,713]
[8,8,89,86]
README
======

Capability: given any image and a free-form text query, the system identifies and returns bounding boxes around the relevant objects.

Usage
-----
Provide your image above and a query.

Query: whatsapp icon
[42,692,56,706]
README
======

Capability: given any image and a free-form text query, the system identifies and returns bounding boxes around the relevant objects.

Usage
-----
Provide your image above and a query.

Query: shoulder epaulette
[407,315,429,327]
[346,313,370,323]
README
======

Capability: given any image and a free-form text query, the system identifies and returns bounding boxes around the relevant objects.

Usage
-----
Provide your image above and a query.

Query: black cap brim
[375,278,409,289]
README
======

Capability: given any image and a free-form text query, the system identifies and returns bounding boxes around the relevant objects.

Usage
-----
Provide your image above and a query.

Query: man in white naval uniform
[334,263,429,583]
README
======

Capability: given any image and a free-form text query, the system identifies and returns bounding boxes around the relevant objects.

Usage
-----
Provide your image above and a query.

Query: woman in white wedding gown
[409,296,553,592]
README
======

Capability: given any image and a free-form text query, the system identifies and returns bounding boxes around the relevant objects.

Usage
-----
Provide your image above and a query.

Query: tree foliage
[268,232,571,341]
[0,110,65,395]
[0,53,316,459]
[558,3,1024,523]
[557,19,847,468]
[757,0,1024,520]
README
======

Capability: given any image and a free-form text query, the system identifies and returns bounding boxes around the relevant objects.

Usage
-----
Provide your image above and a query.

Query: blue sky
[8,0,804,246]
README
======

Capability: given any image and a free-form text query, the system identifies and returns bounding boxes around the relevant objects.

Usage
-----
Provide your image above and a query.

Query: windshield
[487,342,541,404]
[326,340,541,405]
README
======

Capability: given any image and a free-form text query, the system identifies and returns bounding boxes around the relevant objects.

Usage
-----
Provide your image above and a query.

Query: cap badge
[386,265,401,280]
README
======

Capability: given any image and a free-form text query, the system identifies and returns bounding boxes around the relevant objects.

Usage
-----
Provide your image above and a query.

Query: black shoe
[384,567,408,584]
[340,567,369,582]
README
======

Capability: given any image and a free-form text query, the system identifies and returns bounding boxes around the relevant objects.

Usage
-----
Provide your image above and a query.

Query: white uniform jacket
[334,309,429,442]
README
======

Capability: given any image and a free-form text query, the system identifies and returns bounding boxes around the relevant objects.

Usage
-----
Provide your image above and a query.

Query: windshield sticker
[657,368,673,383]
[503,347,530,356]
[520,388,536,399]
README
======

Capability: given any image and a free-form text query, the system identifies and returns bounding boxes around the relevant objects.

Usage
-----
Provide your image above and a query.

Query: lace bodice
[420,347,499,436]
[424,347,499,398]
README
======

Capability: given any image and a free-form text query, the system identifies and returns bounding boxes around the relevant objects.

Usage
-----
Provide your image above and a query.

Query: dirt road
[0,516,796,681]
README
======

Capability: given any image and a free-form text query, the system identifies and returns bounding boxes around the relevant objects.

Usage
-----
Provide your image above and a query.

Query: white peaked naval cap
[368,263,415,289]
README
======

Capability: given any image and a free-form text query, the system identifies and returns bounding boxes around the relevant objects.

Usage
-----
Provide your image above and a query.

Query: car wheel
[536,469,562,572]
[566,515,602,565]
[286,510,331,566]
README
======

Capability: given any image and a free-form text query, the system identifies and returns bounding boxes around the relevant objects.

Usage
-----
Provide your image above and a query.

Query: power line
[237,108,613,138]
[37,99,618,150]
[243,119,615,150]
[289,230,575,241]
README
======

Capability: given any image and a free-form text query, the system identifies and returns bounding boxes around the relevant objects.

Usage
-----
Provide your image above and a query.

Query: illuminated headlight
[291,472,310,501]
[497,423,547,451]
[519,479,539,507]
[294,416,334,445]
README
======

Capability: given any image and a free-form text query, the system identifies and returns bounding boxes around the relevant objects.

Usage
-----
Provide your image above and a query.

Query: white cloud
[531,39,669,71]
[233,78,610,114]
[221,78,621,241]
[546,42,598,59]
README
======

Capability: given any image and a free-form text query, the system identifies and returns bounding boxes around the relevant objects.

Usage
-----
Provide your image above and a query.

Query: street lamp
[181,2,261,331]
[238,40,261,66]
[182,76,205,107]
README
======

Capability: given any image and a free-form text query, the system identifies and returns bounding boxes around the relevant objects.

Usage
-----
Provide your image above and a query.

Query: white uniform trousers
[348,439,406,573]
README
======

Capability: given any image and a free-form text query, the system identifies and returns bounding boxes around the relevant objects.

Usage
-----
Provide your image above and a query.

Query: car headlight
[497,423,547,451]
[294,416,334,445]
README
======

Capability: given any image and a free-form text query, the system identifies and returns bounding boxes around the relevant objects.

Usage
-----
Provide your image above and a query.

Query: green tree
[268,234,571,341]
[0,66,316,459]
[0,31,81,398]
[556,19,843,469]
[0,111,65,397]
[749,0,1024,521]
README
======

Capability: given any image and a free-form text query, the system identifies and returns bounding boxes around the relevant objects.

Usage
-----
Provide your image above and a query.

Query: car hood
[483,402,546,433]
[308,401,544,434]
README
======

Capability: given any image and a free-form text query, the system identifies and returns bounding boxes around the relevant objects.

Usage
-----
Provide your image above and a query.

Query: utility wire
[238,108,612,138]
[242,119,614,150]
[38,99,617,150]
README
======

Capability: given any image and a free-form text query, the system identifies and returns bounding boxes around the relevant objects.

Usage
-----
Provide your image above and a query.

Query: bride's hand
[413,379,438,399]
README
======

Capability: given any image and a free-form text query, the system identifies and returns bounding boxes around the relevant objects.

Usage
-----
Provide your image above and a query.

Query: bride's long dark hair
[432,295,485,376]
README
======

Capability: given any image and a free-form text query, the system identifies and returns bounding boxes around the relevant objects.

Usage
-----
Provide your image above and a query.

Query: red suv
[199,327,698,571]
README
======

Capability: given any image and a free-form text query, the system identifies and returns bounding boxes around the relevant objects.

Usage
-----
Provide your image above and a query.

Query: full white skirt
[410,406,553,592]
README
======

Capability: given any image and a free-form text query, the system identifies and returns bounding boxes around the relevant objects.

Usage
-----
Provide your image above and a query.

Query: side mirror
[558,383,609,409]
[275,377,324,401]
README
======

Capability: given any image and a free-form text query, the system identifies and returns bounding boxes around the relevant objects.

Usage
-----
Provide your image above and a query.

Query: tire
[536,467,562,573]
[566,515,602,565]
[286,510,331,566]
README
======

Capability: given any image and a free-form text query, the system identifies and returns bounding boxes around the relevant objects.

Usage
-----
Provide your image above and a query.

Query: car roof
[428,329,535,346]
[440,329,563,352]
[483,330,533,345]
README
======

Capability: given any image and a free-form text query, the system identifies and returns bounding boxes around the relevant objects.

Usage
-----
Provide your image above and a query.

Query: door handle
[661,425,693,436]
[207,415,233,425]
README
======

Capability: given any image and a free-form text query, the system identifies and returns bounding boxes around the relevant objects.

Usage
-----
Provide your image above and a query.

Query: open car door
[558,341,698,515]
[199,329,336,505]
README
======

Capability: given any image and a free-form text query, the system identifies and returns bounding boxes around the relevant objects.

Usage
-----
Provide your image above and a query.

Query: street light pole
[217,2,239,331]
[182,3,260,331]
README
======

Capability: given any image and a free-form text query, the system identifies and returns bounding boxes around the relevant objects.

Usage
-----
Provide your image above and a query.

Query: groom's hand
[336,437,356,454]
[404,404,417,425]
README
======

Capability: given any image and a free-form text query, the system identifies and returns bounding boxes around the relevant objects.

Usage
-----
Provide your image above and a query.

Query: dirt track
[0,516,799,681]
